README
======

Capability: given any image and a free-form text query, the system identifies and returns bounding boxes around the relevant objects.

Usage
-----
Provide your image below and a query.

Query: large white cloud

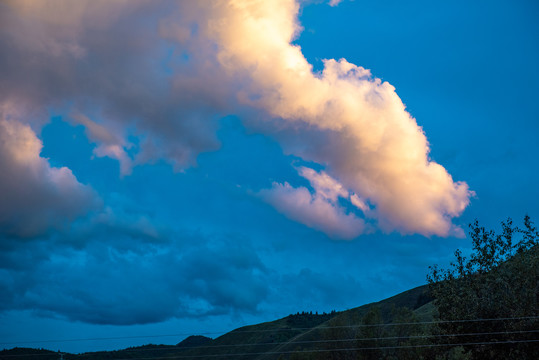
[0,0,473,237]
[185,0,474,236]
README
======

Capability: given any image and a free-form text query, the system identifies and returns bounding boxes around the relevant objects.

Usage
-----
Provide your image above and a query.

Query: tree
[356,306,384,360]
[384,306,425,360]
[427,215,539,359]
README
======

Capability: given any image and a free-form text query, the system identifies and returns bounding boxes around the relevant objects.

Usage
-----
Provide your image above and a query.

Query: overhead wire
[1,328,538,358]
[1,314,538,346]
[2,339,539,359]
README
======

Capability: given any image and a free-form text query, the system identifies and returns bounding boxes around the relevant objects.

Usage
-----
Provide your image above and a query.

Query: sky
[1,0,538,354]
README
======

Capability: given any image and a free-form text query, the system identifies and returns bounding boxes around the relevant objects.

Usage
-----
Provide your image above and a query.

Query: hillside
[0,285,434,360]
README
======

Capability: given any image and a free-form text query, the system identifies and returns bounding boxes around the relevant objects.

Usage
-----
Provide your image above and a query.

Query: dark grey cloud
[176,242,269,316]
[0,215,271,325]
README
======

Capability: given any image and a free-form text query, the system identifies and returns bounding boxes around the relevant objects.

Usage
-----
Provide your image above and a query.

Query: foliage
[427,215,539,359]
[356,306,384,360]
[0,348,60,360]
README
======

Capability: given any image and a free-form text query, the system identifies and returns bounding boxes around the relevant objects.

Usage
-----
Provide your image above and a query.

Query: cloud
[0,108,100,238]
[0,0,473,237]
[0,0,477,329]
[0,0,224,171]
[0,221,270,325]
[298,167,349,202]
[192,0,473,236]
[259,174,366,240]
[69,112,133,176]
[176,242,269,317]
[328,0,345,7]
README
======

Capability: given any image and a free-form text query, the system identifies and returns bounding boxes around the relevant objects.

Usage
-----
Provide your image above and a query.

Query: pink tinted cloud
[0,0,474,237]
[259,180,366,240]
[0,112,100,238]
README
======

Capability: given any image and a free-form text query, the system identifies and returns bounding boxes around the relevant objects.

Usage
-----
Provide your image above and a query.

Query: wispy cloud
[258,166,367,239]
[69,112,133,176]
[259,180,366,240]
[328,0,345,7]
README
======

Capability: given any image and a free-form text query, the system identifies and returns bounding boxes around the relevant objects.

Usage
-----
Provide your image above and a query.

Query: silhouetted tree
[427,216,539,359]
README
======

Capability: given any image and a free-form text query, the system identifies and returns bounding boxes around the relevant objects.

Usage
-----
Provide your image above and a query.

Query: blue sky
[0,0,538,353]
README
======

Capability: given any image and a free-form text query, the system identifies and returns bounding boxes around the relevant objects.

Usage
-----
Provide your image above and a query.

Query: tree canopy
[427,215,539,359]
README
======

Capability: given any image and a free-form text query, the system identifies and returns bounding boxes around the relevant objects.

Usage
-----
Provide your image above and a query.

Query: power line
[74,329,539,351]
[2,329,538,358]
[1,315,537,346]
[3,339,539,359]
[84,339,539,359]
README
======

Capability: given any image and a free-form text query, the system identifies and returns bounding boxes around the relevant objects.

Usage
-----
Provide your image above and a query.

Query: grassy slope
[254,285,434,360]
[170,284,434,360]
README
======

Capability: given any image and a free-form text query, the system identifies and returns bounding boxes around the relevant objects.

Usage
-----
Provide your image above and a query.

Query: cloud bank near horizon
[0,0,472,238]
